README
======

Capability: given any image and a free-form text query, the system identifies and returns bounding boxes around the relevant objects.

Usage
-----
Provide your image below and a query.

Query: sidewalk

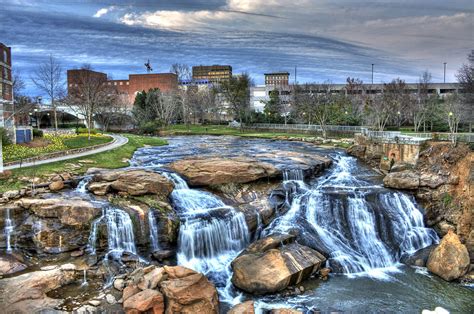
[4,134,128,170]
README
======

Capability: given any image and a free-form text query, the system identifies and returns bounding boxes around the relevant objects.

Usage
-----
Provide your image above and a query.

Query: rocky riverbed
[0,135,472,313]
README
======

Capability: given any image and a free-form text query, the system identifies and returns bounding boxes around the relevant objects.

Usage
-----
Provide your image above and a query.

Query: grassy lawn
[63,135,113,149]
[0,134,167,193]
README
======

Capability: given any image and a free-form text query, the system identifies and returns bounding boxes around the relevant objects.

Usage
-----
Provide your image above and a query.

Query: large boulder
[89,169,174,197]
[427,230,470,281]
[231,237,326,294]
[123,289,164,314]
[161,266,219,313]
[0,264,77,313]
[0,254,27,275]
[383,170,420,190]
[15,197,100,227]
[168,157,279,186]
[228,301,255,314]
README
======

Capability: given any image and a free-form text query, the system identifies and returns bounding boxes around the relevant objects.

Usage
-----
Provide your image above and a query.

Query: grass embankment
[162,124,353,143]
[0,134,167,193]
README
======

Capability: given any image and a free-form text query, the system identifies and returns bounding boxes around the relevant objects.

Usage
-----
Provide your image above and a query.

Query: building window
[3,50,7,63]
[120,82,123,85]
[114,82,117,85]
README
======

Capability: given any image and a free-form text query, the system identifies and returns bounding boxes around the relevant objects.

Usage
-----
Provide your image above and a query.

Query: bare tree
[66,65,110,139]
[412,71,432,132]
[95,94,130,131]
[456,50,474,132]
[31,55,65,130]
[170,63,192,81]
[443,94,463,144]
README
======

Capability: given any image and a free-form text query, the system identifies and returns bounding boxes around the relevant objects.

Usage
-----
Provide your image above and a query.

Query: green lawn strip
[0,134,167,193]
[63,135,113,149]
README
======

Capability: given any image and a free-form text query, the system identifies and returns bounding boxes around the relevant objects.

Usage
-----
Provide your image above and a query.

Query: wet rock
[152,249,175,261]
[114,278,125,291]
[77,305,99,313]
[271,309,303,314]
[242,233,296,255]
[0,254,27,275]
[228,300,255,314]
[106,294,116,304]
[89,169,173,197]
[161,266,219,313]
[419,174,446,189]
[168,157,279,186]
[401,245,437,267]
[346,144,366,159]
[123,289,164,313]
[123,284,140,301]
[48,180,65,192]
[70,249,84,257]
[138,267,166,290]
[231,240,326,294]
[0,263,76,313]
[88,300,101,306]
[319,267,331,280]
[383,170,420,190]
[427,230,470,281]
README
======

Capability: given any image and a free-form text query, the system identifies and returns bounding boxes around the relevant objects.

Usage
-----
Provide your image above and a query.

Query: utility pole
[443,62,447,83]
[294,65,297,85]
[371,64,374,84]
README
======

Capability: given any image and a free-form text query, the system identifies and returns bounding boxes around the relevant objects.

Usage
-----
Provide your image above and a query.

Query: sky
[1,0,473,98]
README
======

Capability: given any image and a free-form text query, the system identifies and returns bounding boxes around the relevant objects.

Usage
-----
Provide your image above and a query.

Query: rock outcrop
[383,170,420,190]
[427,231,470,281]
[0,264,77,313]
[88,169,174,197]
[228,301,255,314]
[231,234,326,294]
[118,265,219,313]
[0,254,27,275]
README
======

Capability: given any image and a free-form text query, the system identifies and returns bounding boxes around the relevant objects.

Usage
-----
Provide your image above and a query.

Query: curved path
[4,134,128,170]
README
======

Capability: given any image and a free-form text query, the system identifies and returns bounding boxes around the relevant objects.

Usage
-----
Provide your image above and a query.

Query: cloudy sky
[1,0,473,97]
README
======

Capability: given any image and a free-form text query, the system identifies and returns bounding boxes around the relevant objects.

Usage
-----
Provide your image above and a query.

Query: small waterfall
[80,269,88,287]
[283,169,304,181]
[75,176,91,194]
[87,206,137,258]
[148,210,160,251]
[254,210,263,241]
[4,208,14,254]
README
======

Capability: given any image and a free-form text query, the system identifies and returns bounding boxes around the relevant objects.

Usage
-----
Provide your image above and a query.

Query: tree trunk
[52,99,58,131]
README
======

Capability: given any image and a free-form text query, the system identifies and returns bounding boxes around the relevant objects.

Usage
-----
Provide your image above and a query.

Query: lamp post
[443,62,447,83]
[371,64,374,84]
[397,111,401,128]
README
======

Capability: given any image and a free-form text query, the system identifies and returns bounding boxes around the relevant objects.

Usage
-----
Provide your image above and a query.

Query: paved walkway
[4,134,128,170]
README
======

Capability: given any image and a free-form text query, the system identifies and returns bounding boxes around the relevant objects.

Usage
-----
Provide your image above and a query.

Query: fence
[361,127,474,144]
[247,123,363,133]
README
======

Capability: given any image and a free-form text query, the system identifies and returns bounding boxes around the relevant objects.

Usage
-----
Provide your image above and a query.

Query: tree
[220,74,252,131]
[443,94,463,144]
[66,65,110,139]
[263,89,283,122]
[132,89,179,128]
[95,94,130,131]
[4,71,35,126]
[412,71,432,132]
[31,55,65,130]
[170,63,191,81]
[456,50,474,132]
[383,78,411,128]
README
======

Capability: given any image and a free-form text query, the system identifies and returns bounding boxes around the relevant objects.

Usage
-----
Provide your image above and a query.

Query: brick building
[67,69,178,105]
[192,65,232,83]
[265,72,290,86]
[0,42,13,129]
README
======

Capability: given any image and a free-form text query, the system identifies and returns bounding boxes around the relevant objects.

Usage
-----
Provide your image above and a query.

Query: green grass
[63,135,113,149]
[0,134,167,193]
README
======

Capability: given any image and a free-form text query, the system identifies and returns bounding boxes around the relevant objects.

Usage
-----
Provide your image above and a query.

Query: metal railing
[248,123,363,133]
[361,127,474,143]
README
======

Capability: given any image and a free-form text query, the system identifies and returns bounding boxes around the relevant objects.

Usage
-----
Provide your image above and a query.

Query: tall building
[192,65,232,83]
[0,42,13,130]
[265,72,290,86]
[67,69,178,105]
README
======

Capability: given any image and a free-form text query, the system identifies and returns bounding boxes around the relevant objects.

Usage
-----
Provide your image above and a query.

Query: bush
[33,128,43,138]
[0,127,12,146]
[76,127,98,135]
[139,121,161,134]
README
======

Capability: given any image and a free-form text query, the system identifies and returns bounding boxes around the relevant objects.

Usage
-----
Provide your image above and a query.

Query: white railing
[249,123,363,132]
[361,127,474,143]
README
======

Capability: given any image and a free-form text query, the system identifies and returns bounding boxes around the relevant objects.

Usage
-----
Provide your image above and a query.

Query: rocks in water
[0,263,77,313]
[231,235,326,294]
[319,267,331,280]
[401,245,437,267]
[243,233,296,254]
[123,289,164,313]
[48,180,65,192]
[88,169,174,197]
[271,309,303,314]
[427,230,470,281]
[228,300,255,314]
[383,170,420,190]
[105,294,117,304]
[152,249,175,261]
[168,157,279,186]
[0,254,27,275]
[119,265,218,314]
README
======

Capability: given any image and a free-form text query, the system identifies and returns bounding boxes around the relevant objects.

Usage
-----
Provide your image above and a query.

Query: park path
[4,134,128,171]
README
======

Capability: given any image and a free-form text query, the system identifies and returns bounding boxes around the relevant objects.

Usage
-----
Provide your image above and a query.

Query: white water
[80,269,88,287]
[148,210,160,251]
[87,206,137,258]
[163,172,250,304]
[75,177,91,194]
[267,155,438,279]
[4,208,14,254]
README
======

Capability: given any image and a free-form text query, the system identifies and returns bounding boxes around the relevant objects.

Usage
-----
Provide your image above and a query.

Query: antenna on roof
[145,59,153,73]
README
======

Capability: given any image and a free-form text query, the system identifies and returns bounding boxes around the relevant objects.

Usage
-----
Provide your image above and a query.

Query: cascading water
[75,177,91,194]
[267,154,438,279]
[163,171,250,304]
[87,206,137,258]
[4,208,14,254]
[148,210,160,251]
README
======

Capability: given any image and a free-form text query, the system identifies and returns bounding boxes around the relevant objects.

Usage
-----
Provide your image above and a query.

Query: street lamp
[371,64,374,84]
[443,62,447,83]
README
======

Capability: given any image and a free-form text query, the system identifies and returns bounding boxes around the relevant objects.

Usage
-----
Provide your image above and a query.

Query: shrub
[76,127,98,135]
[139,121,161,134]
[33,128,44,138]
[0,127,12,146]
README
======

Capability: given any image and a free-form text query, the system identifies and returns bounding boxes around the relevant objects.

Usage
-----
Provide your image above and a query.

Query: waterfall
[75,176,91,194]
[283,169,304,181]
[87,206,137,258]
[80,269,88,287]
[148,210,160,251]
[266,154,438,279]
[4,208,14,254]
